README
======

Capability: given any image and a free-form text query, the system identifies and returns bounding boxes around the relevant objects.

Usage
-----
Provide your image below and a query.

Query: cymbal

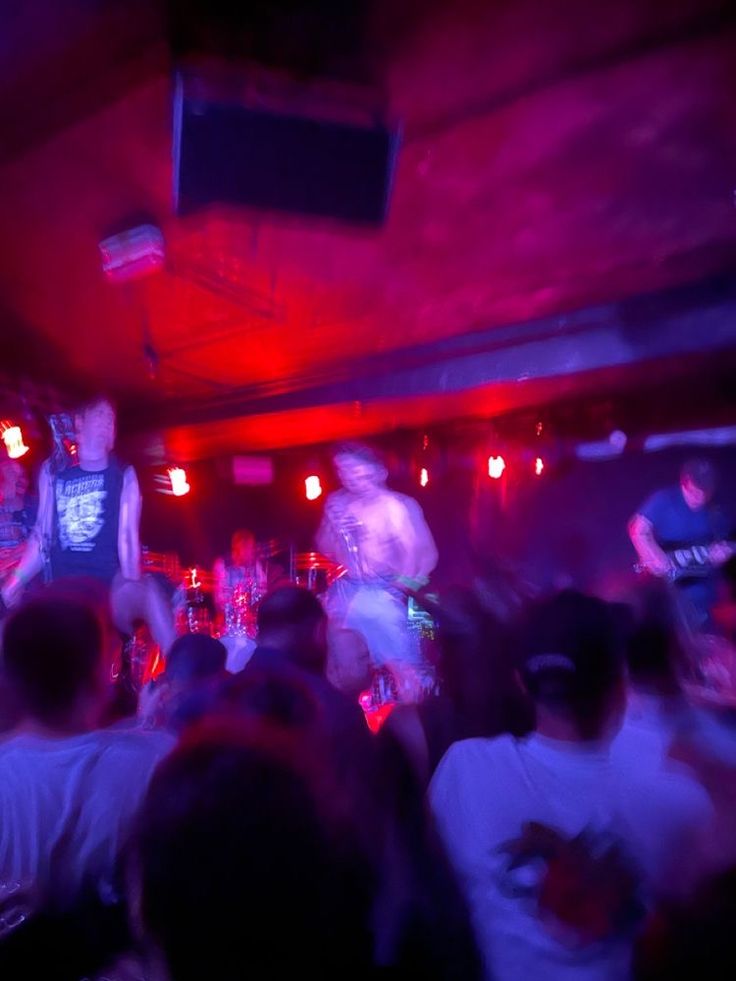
[294,551,336,571]
[182,569,215,590]
[257,538,288,559]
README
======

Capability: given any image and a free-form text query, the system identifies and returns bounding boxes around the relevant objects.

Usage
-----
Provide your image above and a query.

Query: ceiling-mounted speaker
[173,69,400,226]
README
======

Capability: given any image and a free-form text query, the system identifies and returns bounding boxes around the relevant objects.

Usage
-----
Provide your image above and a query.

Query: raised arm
[628,512,671,577]
[1,460,53,606]
[118,466,142,581]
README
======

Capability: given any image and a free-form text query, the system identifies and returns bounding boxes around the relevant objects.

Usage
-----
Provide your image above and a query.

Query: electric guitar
[635,541,736,581]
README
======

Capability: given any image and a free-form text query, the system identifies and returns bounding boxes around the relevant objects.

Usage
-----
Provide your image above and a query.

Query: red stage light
[420,467,429,487]
[1,423,29,460]
[487,455,506,479]
[534,456,544,476]
[305,475,322,500]
[168,467,190,496]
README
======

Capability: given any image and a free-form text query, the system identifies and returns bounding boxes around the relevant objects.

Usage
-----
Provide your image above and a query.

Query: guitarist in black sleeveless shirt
[1,396,175,654]
[629,458,734,631]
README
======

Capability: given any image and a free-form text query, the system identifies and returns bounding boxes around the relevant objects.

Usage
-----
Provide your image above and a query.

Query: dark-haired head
[2,590,108,730]
[680,458,716,510]
[333,442,383,468]
[436,587,533,741]
[165,634,226,686]
[216,669,322,730]
[333,443,387,497]
[74,396,116,458]
[256,586,327,673]
[518,590,626,741]
[75,393,117,418]
[132,719,375,979]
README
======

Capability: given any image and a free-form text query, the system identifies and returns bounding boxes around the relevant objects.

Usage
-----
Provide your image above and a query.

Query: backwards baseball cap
[519,590,626,703]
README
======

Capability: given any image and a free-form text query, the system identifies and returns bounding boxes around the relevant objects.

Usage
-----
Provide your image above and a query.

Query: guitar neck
[666,540,735,577]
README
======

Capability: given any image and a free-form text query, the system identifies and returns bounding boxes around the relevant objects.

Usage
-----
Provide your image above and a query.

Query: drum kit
[142,543,348,673]
[140,542,439,704]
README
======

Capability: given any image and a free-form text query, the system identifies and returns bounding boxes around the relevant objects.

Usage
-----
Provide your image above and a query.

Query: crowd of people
[2,397,736,978]
[2,558,736,979]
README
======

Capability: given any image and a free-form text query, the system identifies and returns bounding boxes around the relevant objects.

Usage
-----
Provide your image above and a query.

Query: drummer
[213,529,269,625]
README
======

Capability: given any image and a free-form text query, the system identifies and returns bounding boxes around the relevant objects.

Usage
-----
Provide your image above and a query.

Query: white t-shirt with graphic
[429,733,711,981]
[0,727,173,907]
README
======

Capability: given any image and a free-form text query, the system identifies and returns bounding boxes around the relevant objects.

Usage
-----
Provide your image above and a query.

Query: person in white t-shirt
[0,587,173,915]
[430,590,711,981]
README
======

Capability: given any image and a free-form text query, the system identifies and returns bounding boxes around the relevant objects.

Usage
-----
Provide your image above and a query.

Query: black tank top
[50,458,125,583]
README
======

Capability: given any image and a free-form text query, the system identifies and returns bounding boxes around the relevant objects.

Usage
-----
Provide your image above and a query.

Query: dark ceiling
[1,0,735,460]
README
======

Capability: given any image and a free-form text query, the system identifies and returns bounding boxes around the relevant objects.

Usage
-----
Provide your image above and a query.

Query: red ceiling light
[487,455,506,479]
[1,423,29,460]
[168,466,190,496]
[305,475,322,500]
[534,456,544,476]
[420,467,429,487]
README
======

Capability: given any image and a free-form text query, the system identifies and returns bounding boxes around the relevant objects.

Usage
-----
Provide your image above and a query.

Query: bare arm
[1,460,53,605]
[628,513,671,577]
[316,494,343,558]
[399,497,438,581]
[118,466,142,581]
[315,515,333,556]
[411,508,438,580]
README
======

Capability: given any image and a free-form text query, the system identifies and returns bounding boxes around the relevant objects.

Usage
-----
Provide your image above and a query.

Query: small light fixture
[487,455,506,479]
[305,475,322,500]
[168,466,190,496]
[1,423,29,460]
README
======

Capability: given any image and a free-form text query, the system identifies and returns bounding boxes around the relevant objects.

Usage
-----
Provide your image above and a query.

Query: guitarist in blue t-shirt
[629,458,734,631]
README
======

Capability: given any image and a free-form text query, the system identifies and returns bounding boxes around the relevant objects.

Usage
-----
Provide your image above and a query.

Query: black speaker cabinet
[173,72,400,226]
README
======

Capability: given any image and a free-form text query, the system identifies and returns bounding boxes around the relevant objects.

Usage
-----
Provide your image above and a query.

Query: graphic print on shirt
[496,821,643,947]
[56,473,107,552]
